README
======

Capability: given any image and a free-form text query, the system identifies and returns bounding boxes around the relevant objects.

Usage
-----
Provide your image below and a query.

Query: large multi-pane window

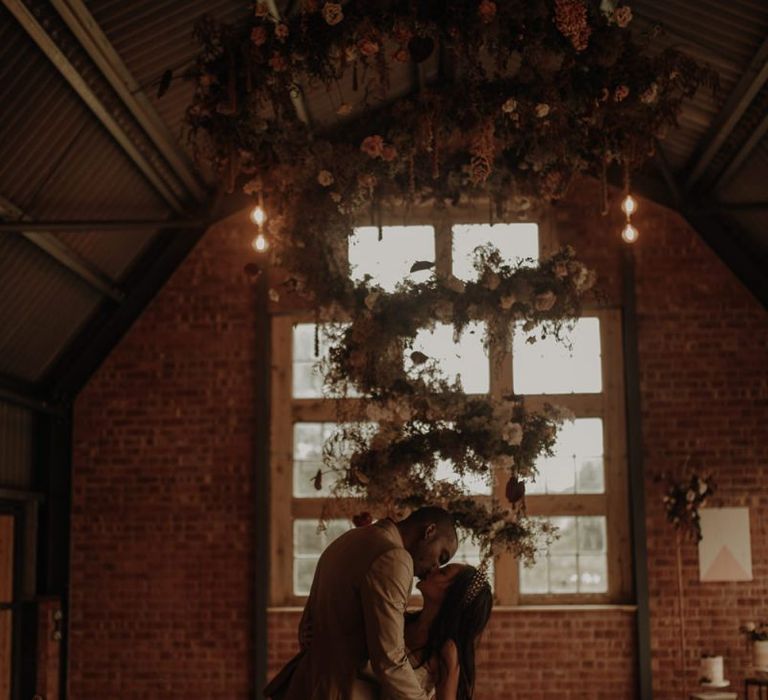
[270,210,630,606]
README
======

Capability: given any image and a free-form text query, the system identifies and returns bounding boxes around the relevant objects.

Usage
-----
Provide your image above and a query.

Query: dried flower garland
[185,0,708,555]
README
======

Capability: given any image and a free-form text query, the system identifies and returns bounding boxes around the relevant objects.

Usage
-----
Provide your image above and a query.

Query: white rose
[502,422,523,446]
[502,97,518,114]
[317,170,334,187]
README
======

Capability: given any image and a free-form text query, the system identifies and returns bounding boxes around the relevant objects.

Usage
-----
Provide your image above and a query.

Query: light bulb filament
[250,205,266,226]
[252,233,268,252]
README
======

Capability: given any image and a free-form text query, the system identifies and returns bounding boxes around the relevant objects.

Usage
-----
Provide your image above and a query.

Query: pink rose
[393,47,410,63]
[322,2,343,25]
[535,103,550,118]
[251,25,268,46]
[275,23,289,41]
[358,173,378,190]
[479,0,497,23]
[614,85,630,102]
[360,135,385,158]
[381,144,398,162]
[254,2,270,18]
[358,38,380,57]
[614,6,632,28]
[269,52,288,72]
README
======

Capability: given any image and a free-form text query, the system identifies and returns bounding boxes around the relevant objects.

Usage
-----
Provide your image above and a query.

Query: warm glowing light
[621,223,639,244]
[621,194,637,216]
[250,205,266,226]
[252,233,268,252]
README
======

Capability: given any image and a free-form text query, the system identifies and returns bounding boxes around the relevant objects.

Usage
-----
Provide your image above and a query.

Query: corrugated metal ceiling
[0,233,102,382]
[0,0,765,400]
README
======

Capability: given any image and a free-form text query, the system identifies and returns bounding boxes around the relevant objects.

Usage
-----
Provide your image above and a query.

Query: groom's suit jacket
[267,518,429,700]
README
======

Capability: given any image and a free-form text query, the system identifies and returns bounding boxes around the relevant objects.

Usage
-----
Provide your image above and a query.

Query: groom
[266,507,458,699]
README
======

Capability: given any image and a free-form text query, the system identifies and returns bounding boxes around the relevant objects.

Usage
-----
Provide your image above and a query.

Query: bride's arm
[435,640,460,700]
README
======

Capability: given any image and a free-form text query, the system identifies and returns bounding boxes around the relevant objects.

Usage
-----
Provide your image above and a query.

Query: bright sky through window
[452,223,539,280]
[349,226,435,292]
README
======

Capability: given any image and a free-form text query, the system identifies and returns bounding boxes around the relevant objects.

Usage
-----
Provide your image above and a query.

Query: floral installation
[739,622,768,642]
[322,244,594,398]
[657,471,715,542]
[318,392,570,559]
[185,0,708,555]
[187,0,712,241]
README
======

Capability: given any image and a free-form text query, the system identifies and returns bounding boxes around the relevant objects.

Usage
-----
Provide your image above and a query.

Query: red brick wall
[69,221,258,698]
[268,608,637,700]
[69,186,768,699]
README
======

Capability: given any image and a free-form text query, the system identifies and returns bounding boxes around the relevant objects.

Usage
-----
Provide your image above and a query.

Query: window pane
[578,555,608,593]
[549,555,579,593]
[452,223,539,281]
[435,458,492,495]
[407,322,489,394]
[519,516,608,595]
[293,422,374,497]
[293,519,351,595]
[293,323,357,399]
[512,317,602,394]
[349,226,435,291]
[528,418,605,495]
[520,555,548,593]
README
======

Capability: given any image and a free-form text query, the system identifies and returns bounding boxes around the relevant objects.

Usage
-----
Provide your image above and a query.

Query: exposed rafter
[685,34,768,190]
[44,227,207,400]
[0,195,125,302]
[49,0,207,203]
[0,373,63,415]
[2,0,188,213]
[713,109,768,190]
[0,219,207,233]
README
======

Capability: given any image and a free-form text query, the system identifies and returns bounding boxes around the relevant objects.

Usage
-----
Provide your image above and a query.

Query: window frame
[268,203,631,607]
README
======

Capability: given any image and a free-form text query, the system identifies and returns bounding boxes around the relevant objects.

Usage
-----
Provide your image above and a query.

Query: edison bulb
[250,205,266,226]
[252,233,268,252]
[621,223,639,244]
[621,195,637,216]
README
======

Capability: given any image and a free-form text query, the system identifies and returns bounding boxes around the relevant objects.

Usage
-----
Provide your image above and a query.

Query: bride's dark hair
[412,565,493,700]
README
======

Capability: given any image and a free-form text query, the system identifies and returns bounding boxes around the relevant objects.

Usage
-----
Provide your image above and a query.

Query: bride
[372,562,492,700]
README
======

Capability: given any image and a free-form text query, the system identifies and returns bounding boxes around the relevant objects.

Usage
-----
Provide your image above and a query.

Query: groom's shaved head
[399,507,459,580]
[405,507,457,540]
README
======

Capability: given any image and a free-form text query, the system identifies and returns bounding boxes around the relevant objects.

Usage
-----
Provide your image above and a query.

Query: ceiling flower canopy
[188,0,709,222]
[186,1,710,555]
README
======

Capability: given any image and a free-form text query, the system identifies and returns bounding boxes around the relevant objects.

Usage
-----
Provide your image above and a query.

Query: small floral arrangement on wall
[658,471,715,542]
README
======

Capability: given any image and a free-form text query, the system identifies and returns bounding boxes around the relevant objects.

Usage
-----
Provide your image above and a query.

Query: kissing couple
[265,506,492,700]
